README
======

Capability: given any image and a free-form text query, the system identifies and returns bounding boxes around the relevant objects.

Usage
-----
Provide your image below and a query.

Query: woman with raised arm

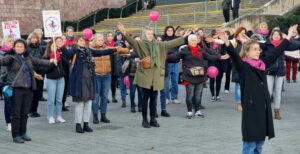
[117,22,191,128]
[217,25,296,154]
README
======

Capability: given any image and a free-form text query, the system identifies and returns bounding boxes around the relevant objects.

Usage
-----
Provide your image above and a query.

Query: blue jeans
[160,77,169,110]
[167,63,179,100]
[92,74,111,114]
[46,77,65,118]
[119,75,127,100]
[235,83,241,103]
[129,76,143,107]
[243,141,265,154]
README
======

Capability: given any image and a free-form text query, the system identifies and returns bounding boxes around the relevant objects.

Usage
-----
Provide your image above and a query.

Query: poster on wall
[1,20,21,39]
[42,10,62,37]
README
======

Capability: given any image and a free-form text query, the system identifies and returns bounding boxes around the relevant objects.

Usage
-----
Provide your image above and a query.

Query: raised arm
[262,39,289,66]
[164,37,185,53]
[90,48,114,57]
[0,55,14,66]
[31,56,54,67]
[216,28,243,71]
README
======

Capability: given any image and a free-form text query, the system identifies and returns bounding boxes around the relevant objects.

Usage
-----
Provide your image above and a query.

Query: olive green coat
[124,34,185,91]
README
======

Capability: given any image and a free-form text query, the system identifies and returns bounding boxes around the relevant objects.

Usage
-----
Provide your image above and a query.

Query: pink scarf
[105,40,115,47]
[257,29,269,35]
[49,51,61,62]
[0,44,11,52]
[212,42,219,50]
[242,58,266,71]
[271,40,283,47]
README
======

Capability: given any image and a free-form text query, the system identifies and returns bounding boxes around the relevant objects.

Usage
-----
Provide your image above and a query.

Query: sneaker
[211,96,216,102]
[225,90,229,94]
[6,123,11,132]
[30,112,41,118]
[173,99,180,104]
[199,104,206,110]
[216,96,221,102]
[186,112,193,119]
[166,99,173,104]
[293,80,297,83]
[48,117,55,124]
[195,110,204,118]
[56,116,66,123]
[65,102,70,107]
[13,136,25,143]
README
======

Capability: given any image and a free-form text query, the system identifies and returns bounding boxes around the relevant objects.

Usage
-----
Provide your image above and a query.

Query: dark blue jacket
[261,40,300,76]
[66,47,113,98]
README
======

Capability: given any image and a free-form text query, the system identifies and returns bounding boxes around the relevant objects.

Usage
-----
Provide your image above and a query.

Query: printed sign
[42,10,62,37]
[2,20,21,39]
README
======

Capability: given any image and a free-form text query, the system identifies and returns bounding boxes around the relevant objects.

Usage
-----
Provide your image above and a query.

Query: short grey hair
[33,28,43,35]
[188,34,198,42]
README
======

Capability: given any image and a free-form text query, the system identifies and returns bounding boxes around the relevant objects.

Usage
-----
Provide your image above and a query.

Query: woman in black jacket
[27,32,46,118]
[0,39,56,143]
[168,34,228,119]
[217,25,294,154]
[43,39,66,124]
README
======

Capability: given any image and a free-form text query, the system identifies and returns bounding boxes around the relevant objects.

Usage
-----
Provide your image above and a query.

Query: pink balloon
[124,75,130,88]
[83,28,93,40]
[207,66,219,78]
[149,11,160,22]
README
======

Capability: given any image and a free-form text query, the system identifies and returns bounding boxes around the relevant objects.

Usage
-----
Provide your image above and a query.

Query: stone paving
[0,81,300,154]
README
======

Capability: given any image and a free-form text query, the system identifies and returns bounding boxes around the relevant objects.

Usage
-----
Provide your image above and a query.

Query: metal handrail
[120,0,140,18]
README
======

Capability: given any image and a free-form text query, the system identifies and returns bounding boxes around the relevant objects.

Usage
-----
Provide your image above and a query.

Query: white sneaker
[225,90,229,94]
[48,117,56,124]
[186,112,193,119]
[167,99,173,104]
[56,116,66,123]
[195,110,204,117]
[65,102,70,107]
[6,123,11,132]
[173,99,180,104]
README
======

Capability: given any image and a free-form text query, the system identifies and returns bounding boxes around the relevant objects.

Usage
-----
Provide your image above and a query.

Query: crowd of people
[1,20,300,154]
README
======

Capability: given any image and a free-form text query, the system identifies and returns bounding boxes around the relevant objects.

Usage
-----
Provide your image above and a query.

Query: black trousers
[111,75,118,97]
[209,66,225,97]
[142,87,157,121]
[232,8,239,20]
[30,79,43,113]
[225,61,232,91]
[223,9,230,22]
[12,88,33,138]
[62,74,69,108]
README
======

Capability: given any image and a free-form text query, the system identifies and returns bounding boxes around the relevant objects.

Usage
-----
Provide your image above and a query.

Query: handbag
[140,56,151,69]
[189,66,205,76]
[2,62,25,97]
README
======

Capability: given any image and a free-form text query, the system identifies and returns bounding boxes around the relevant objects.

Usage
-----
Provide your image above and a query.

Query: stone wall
[0,0,126,36]
[226,0,300,31]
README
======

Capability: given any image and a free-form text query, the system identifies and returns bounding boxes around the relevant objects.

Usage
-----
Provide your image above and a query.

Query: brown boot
[274,109,282,120]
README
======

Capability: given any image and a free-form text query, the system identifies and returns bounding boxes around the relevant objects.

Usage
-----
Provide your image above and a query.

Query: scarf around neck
[188,45,202,58]
[242,58,266,71]
[271,40,283,47]
[105,40,115,47]
[257,29,269,35]
[49,51,61,62]
[144,39,158,67]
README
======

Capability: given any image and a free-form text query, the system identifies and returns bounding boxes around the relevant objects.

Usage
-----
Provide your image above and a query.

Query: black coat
[168,46,220,84]
[226,39,290,141]
[231,41,243,82]
[231,0,240,9]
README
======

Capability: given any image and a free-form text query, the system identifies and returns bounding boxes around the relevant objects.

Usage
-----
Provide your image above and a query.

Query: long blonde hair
[239,40,259,58]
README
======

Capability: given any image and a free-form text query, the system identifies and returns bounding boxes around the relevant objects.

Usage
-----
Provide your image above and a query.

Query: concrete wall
[0,0,126,36]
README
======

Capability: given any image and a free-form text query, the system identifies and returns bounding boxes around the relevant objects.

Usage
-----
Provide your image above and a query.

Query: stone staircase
[92,0,271,35]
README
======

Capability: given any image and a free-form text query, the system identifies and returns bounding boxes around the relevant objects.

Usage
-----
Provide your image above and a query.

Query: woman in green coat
[117,22,191,128]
